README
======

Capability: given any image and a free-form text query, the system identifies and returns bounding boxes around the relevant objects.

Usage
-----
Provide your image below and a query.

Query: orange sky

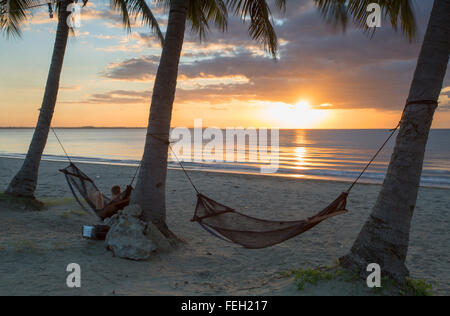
[1,1,449,129]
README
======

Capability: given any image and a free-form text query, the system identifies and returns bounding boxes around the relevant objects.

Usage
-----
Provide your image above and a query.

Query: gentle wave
[1,151,449,189]
[1,129,449,189]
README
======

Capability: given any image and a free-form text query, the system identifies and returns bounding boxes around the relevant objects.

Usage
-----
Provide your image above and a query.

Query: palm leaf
[227,0,286,57]
[0,0,40,38]
[187,0,228,41]
[314,0,417,41]
[111,0,164,45]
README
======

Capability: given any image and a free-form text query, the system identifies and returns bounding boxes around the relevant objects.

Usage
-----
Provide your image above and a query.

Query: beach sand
[0,157,448,296]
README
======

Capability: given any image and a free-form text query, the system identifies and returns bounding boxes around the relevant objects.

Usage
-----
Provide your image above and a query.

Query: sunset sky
[1,0,449,129]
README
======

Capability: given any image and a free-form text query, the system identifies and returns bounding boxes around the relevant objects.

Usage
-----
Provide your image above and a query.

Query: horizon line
[1,126,450,130]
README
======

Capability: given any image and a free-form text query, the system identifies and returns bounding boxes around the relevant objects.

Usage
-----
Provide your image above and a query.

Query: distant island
[0,126,147,129]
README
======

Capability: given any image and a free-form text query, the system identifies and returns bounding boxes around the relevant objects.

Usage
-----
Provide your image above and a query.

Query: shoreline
[0,157,448,295]
[1,155,449,191]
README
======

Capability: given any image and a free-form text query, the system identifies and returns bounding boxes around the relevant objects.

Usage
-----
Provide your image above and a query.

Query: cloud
[102,55,160,81]
[438,86,450,111]
[86,90,152,104]
[60,85,82,91]
[87,0,448,112]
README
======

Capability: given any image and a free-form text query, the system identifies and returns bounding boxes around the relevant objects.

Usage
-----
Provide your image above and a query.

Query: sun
[263,100,329,128]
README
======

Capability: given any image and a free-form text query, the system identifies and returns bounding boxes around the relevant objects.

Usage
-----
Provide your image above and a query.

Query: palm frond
[227,0,286,58]
[314,0,417,41]
[110,0,133,31]
[0,0,40,38]
[187,0,228,41]
[110,0,164,46]
[313,0,348,32]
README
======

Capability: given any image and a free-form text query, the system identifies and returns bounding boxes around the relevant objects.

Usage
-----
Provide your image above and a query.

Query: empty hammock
[192,192,348,249]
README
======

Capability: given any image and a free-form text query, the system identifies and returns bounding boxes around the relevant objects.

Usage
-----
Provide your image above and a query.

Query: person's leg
[100,203,119,221]
[96,192,104,209]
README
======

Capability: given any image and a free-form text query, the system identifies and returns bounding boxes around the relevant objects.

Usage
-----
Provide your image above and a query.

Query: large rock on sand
[105,215,152,261]
[105,204,176,259]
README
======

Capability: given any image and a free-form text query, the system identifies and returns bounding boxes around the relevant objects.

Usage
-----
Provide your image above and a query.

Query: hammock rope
[51,127,73,164]
[168,143,201,195]
[146,133,201,194]
[346,122,400,193]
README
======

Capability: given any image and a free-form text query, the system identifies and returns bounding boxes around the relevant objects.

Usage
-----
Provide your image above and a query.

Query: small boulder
[103,214,119,226]
[105,215,152,260]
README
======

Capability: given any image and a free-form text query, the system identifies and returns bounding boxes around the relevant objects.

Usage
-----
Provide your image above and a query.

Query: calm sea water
[0,128,449,189]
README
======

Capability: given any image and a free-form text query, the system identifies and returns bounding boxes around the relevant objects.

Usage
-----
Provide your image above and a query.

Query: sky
[0,0,449,129]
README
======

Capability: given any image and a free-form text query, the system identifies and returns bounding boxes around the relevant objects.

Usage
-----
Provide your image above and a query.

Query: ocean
[1,128,449,189]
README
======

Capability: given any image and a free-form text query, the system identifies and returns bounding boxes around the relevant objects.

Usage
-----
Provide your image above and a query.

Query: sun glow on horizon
[262,100,329,129]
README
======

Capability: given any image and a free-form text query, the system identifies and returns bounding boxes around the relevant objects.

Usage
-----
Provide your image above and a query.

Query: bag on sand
[82,225,110,240]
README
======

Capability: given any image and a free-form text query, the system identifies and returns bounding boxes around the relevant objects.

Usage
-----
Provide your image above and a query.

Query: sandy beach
[0,157,448,296]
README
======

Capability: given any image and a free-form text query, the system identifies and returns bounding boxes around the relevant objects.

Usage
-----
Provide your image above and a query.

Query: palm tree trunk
[131,0,189,237]
[340,0,450,283]
[5,0,71,198]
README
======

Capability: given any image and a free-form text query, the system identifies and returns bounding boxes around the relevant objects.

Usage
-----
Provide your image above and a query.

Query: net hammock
[192,192,348,249]
[59,162,133,220]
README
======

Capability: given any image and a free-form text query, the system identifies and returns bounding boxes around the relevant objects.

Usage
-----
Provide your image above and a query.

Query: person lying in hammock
[99,185,133,221]
[88,186,120,217]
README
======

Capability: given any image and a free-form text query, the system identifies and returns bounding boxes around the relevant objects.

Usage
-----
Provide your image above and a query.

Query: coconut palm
[314,0,450,283]
[2,0,73,199]
[131,0,286,237]
[2,0,163,200]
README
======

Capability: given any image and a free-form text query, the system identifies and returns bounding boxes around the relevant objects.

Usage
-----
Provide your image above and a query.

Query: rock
[103,214,119,226]
[144,222,174,252]
[121,204,142,218]
[105,215,152,260]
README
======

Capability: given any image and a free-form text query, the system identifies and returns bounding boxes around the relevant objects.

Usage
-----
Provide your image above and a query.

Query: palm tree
[2,0,163,200]
[3,0,72,199]
[315,0,450,283]
[131,0,286,238]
